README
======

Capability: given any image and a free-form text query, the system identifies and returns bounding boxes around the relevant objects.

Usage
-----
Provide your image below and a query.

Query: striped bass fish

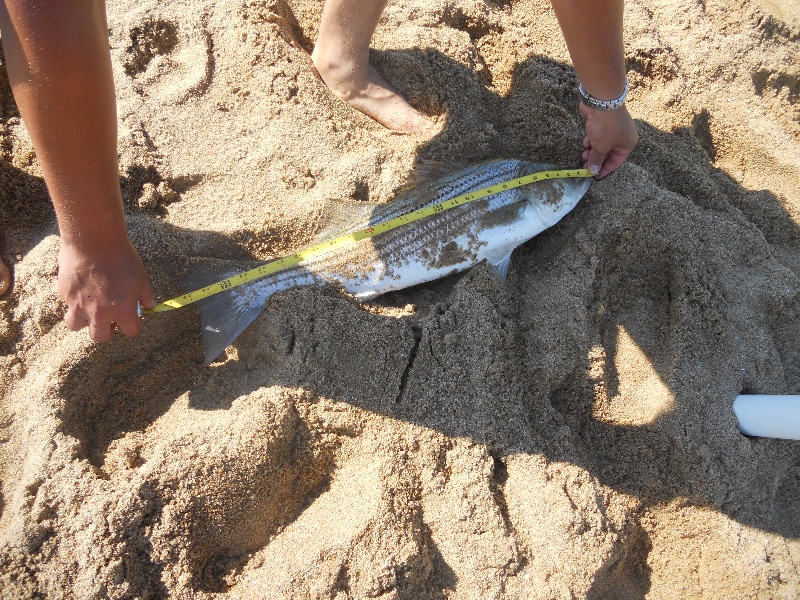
[189,159,591,362]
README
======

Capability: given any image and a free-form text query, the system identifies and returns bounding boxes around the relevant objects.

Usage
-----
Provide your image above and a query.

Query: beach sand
[1,0,799,597]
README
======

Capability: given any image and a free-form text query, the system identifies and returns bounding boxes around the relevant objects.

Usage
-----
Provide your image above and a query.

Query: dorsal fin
[312,199,377,243]
[402,159,463,190]
[312,160,463,242]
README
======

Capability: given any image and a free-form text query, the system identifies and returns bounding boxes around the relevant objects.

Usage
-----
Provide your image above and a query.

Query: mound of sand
[1,0,798,597]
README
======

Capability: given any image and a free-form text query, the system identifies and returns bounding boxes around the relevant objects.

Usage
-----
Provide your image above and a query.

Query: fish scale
[179,160,591,362]
[350,163,530,267]
[366,161,523,225]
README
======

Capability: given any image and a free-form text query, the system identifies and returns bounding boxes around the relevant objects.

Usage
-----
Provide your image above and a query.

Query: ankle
[312,48,363,97]
[312,43,356,72]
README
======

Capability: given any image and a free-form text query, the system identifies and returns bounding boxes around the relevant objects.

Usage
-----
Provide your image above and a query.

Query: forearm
[550,0,627,99]
[0,0,126,248]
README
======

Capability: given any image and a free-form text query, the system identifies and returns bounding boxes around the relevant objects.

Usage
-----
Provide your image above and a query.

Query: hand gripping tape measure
[141,168,592,315]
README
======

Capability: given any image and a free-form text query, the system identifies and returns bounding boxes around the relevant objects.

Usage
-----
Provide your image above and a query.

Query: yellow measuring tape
[143,168,592,314]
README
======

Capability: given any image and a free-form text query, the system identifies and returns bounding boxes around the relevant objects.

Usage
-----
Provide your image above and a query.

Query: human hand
[579,103,638,180]
[58,238,154,343]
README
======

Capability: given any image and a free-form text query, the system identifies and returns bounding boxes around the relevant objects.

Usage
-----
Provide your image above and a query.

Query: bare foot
[0,259,9,296]
[312,48,440,138]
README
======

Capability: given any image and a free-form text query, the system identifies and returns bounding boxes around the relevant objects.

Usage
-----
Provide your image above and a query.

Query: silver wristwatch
[578,79,629,111]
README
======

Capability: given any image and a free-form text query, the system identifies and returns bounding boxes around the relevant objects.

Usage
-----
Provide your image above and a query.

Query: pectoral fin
[486,254,512,281]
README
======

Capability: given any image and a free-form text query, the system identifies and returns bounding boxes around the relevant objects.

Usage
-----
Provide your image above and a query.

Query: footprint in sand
[121,15,214,104]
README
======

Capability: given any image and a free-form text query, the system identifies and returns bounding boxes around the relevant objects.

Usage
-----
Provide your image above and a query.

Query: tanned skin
[0,0,153,341]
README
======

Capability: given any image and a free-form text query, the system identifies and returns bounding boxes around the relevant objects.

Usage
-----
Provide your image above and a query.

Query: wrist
[59,222,132,254]
[55,192,130,250]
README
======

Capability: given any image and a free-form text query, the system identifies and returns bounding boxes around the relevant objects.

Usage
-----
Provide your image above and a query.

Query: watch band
[578,79,629,111]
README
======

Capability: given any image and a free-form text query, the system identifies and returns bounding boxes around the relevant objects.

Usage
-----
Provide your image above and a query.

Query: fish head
[517,163,592,228]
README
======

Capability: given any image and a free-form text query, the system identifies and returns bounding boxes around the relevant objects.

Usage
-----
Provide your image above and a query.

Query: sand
[1,0,799,597]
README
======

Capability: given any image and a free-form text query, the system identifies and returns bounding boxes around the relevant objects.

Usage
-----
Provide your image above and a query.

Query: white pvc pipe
[733,395,800,440]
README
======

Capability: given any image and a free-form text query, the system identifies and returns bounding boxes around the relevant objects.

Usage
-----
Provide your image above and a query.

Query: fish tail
[196,285,271,363]
[182,260,277,363]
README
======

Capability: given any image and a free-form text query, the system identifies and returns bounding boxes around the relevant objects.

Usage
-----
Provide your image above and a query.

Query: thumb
[586,145,609,177]
[140,277,155,310]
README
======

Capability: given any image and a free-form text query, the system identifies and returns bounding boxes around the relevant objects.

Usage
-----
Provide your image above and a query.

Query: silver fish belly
[190,159,591,362]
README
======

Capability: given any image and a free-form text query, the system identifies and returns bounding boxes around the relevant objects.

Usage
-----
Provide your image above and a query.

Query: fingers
[584,148,629,180]
[114,279,153,338]
[57,239,153,344]
[115,301,144,338]
[597,149,631,180]
[89,319,115,344]
[578,103,638,180]
[63,298,145,340]
[139,278,155,311]
[64,304,90,332]
[585,146,609,177]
